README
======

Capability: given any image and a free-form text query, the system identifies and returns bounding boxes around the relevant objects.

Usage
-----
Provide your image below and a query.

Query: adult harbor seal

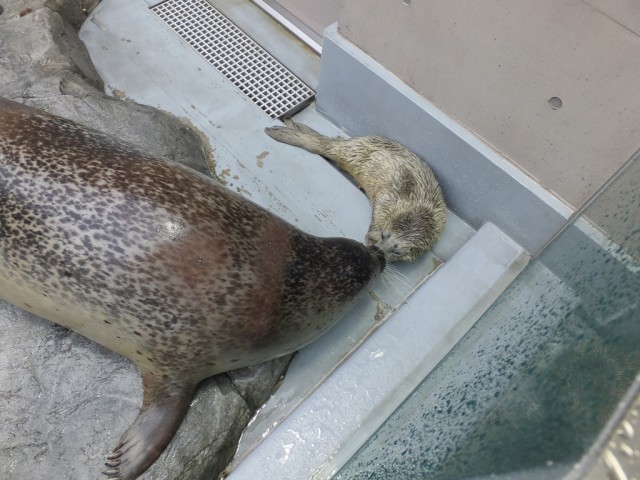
[265,119,447,262]
[0,98,385,480]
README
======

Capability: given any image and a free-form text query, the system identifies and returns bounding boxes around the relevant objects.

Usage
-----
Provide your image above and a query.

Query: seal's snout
[368,245,386,274]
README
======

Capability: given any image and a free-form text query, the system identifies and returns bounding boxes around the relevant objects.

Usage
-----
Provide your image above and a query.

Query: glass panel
[336,151,640,479]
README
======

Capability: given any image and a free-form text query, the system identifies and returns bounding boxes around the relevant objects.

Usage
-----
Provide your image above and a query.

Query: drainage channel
[151,0,315,119]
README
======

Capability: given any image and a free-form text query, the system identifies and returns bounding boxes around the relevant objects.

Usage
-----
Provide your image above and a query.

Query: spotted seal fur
[265,119,446,262]
[0,98,385,479]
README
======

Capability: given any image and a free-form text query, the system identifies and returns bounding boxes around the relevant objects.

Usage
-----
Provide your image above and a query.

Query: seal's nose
[368,245,386,274]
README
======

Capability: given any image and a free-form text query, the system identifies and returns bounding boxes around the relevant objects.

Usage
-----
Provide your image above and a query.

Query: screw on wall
[548,97,563,110]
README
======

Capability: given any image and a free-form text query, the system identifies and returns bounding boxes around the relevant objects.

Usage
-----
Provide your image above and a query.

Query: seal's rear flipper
[264,119,357,172]
[264,118,329,156]
[103,373,195,480]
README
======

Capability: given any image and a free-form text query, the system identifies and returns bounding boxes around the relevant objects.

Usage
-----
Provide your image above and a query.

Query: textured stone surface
[0,1,291,479]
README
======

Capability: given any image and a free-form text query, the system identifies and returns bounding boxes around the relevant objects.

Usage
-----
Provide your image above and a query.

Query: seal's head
[366,200,445,263]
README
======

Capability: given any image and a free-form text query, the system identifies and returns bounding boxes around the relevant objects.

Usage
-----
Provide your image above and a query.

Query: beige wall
[338,0,640,208]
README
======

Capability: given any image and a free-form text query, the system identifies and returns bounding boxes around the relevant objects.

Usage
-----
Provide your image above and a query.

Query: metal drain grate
[151,0,315,119]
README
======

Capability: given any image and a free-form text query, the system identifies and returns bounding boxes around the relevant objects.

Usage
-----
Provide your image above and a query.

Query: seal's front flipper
[103,373,195,480]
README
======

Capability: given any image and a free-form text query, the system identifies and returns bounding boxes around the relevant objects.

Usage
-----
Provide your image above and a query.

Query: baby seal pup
[0,98,384,480]
[265,119,447,262]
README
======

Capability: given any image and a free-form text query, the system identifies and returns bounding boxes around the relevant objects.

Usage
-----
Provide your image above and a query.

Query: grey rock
[0,1,292,479]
